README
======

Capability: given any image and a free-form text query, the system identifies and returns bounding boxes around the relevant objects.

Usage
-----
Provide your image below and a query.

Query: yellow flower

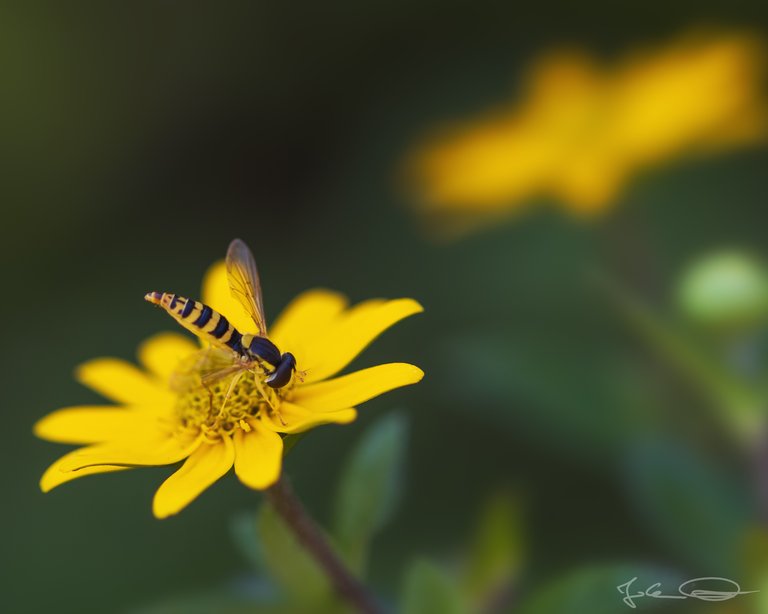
[405,31,767,234]
[35,262,423,518]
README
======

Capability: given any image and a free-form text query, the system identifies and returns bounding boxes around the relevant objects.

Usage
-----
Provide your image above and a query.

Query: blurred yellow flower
[35,262,423,518]
[406,31,767,232]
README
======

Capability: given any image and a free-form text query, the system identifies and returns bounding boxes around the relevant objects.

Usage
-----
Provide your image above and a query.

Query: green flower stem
[266,476,384,614]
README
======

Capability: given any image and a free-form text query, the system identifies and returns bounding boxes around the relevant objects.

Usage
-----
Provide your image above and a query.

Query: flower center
[173,352,289,441]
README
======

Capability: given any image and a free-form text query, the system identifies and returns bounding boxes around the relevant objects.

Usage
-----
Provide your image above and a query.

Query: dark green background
[2,2,768,612]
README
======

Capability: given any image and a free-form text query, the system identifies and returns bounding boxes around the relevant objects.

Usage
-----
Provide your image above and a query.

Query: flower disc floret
[175,356,288,441]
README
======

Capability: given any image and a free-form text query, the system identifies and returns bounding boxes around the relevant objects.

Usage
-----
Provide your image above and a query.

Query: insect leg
[249,361,286,425]
[250,363,274,409]
[218,368,246,417]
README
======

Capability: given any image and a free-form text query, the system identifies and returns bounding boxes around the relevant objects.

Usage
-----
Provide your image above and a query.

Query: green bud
[678,251,768,331]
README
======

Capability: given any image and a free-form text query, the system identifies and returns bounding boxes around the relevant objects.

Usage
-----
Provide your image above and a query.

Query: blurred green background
[3,2,768,612]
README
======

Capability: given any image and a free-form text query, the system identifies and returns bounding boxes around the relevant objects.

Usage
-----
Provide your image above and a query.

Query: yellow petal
[299,298,423,383]
[233,423,283,490]
[138,332,198,383]
[269,289,348,358]
[292,363,424,411]
[76,358,174,406]
[40,448,128,492]
[261,402,357,434]
[152,438,234,519]
[59,429,201,472]
[201,260,258,335]
[33,406,160,445]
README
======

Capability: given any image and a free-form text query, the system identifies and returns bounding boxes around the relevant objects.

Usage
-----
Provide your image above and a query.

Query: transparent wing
[170,347,242,393]
[226,238,268,336]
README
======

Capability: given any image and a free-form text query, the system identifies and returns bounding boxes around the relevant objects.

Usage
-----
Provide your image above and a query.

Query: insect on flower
[35,239,423,518]
[145,240,301,420]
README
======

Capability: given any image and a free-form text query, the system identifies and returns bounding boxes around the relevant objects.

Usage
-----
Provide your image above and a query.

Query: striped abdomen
[144,292,244,354]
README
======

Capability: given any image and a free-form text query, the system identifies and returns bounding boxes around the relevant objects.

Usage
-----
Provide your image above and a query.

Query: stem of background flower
[266,476,384,614]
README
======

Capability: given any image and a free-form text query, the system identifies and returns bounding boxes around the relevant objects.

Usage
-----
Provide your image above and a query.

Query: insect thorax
[241,334,282,366]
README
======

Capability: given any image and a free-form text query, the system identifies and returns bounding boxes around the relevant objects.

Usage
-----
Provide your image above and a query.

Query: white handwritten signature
[617,576,759,608]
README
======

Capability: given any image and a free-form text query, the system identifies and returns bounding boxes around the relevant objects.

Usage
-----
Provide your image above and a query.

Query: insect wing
[170,348,240,393]
[226,238,268,336]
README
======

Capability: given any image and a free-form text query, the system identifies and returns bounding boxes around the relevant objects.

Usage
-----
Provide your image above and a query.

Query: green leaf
[519,564,685,614]
[740,529,768,614]
[740,526,768,591]
[625,440,753,574]
[333,412,408,574]
[229,511,266,572]
[257,502,332,606]
[462,491,524,608]
[402,560,464,614]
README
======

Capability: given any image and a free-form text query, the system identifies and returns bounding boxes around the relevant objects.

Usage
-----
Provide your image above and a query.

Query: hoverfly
[145,239,298,413]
